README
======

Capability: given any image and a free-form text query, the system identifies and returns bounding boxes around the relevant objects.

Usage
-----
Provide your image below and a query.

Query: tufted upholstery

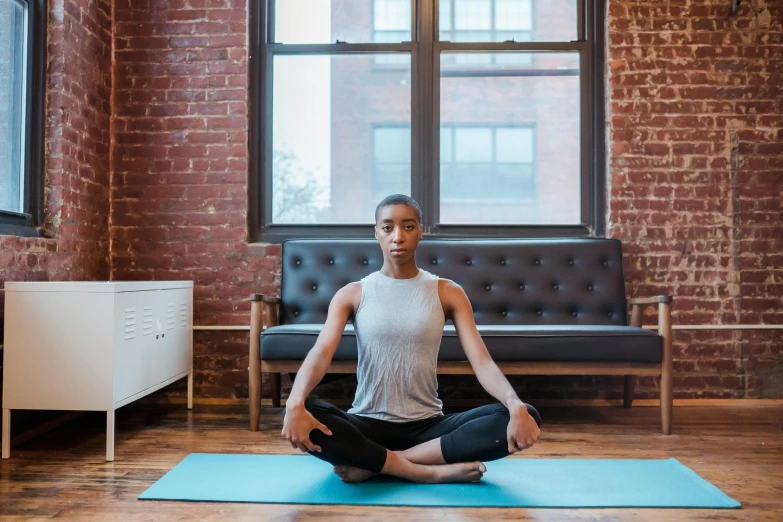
[261,239,663,364]
[279,238,628,326]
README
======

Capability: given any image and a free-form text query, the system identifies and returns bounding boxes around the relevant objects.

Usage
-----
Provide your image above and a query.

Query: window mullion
[417,0,437,234]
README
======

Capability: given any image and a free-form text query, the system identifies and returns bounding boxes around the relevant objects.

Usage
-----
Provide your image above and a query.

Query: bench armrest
[628,294,674,434]
[251,293,280,304]
[628,296,672,305]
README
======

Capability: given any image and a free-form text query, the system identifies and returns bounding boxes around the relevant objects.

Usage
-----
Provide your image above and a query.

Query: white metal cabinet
[1,281,194,461]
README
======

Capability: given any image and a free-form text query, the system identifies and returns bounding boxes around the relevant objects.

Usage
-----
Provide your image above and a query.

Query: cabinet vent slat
[179,303,188,327]
[124,308,137,340]
[167,303,176,330]
[142,306,153,336]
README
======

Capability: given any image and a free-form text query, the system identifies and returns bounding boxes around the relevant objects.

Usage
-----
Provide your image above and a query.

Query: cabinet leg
[106,411,115,462]
[2,409,10,459]
[187,371,194,410]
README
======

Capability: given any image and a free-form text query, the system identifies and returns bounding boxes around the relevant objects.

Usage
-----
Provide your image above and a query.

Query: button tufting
[485,284,491,291]
[553,283,559,290]
[329,259,334,265]
[569,259,575,266]
[588,284,594,291]
[603,259,609,266]
[312,285,317,290]
[572,311,578,317]
[534,259,541,266]
[537,310,543,316]
[607,311,613,317]
[500,259,506,265]
[363,259,368,265]
[519,284,525,290]
[294,311,299,316]
[295,260,301,265]
[432,259,438,264]
[466,259,472,265]
[501,311,508,316]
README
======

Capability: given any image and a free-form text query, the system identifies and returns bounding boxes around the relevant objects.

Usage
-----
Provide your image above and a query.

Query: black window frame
[0,0,45,238]
[249,0,606,243]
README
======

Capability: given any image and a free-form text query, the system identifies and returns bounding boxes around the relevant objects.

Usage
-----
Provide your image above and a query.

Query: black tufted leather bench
[249,239,674,434]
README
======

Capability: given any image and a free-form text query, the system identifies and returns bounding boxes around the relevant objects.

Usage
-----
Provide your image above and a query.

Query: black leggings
[287,397,542,473]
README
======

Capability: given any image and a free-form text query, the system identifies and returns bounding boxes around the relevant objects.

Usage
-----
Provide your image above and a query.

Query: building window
[373,124,536,218]
[0,0,43,237]
[440,0,533,66]
[251,0,605,241]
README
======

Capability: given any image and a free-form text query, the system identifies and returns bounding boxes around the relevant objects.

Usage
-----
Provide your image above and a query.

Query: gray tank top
[348,268,446,422]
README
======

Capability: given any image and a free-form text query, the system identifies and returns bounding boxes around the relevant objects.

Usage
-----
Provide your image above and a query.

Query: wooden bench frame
[248,294,673,434]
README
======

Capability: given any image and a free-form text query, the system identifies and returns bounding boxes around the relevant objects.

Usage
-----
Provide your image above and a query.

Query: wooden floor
[1,400,781,521]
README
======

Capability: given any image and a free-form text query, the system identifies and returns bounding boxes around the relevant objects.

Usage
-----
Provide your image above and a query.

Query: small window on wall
[0,0,43,237]
[373,0,411,65]
[372,126,411,204]
[440,125,535,199]
[440,0,534,66]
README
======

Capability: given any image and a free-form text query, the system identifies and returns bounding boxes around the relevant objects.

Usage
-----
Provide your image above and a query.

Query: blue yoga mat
[138,454,740,508]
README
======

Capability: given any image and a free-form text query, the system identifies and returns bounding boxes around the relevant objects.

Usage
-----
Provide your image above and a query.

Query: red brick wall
[608,0,783,398]
[0,0,112,425]
[111,0,280,398]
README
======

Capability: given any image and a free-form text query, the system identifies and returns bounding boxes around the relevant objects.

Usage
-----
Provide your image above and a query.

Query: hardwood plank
[1,400,780,521]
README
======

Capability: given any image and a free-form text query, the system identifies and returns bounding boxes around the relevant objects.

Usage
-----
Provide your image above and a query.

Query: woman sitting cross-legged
[281,194,542,484]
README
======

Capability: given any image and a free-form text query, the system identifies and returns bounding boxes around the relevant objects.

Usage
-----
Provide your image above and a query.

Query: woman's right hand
[281,404,333,453]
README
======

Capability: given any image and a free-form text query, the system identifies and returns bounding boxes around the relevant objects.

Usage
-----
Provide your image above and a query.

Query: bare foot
[426,461,486,484]
[333,465,379,483]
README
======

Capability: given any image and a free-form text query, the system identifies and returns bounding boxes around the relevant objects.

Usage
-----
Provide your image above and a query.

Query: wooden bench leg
[250,371,262,432]
[187,371,194,410]
[271,373,281,408]
[249,299,263,432]
[660,301,673,435]
[623,375,635,408]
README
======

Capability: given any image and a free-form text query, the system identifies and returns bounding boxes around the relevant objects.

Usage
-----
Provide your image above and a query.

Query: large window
[0,0,43,237]
[251,0,605,241]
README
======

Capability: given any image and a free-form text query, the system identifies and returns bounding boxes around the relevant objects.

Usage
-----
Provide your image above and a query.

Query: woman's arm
[282,283,357,452]
[441,280,541,451]
[286,283,357,408]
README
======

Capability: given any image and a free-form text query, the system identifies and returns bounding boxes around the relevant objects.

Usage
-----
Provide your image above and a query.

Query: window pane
[440,127,453,162]
[273,55,411,224]
[497,127,534,163]
[495,0,532,30]
[440,52,580,225]
[0,0,26,214]
[276,0,411,44]
[374,127,410,162]
[440,0,452,31]
[455,0,491,30]
[440,0,578,42]
[374,0,410,30]
[455,128,492,162]
[372,164,409,205]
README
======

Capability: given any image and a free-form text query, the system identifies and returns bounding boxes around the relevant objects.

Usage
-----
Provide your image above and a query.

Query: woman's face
[374,204,423,261]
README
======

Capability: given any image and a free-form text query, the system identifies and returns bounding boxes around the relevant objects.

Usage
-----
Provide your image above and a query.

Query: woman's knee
[282,397,337,423]
[524,403,542,427]
[303,397,338,416]
[493,402,542,428]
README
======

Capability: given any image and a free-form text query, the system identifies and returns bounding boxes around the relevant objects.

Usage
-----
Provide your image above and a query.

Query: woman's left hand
[506,403,540,453]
